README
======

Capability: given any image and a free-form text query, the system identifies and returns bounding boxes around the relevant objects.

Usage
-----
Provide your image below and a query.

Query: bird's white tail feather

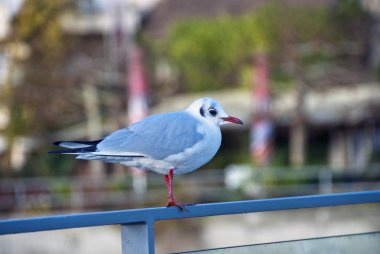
[57,142,94,149]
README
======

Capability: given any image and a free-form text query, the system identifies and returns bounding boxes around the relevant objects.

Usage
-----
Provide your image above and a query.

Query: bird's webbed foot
[166,197,190,211]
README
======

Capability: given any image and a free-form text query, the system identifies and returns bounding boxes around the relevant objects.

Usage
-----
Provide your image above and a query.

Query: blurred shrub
[13,0,69,56]
[21,151,76,177]
[145,0,368,93]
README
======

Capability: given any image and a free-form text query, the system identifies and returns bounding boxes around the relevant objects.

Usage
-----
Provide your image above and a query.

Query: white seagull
[50,97,243,209]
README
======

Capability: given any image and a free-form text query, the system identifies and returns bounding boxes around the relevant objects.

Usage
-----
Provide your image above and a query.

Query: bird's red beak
[221,116,244,125]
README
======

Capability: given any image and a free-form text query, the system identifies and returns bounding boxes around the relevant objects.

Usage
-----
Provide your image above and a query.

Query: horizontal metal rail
[1,190,380,253]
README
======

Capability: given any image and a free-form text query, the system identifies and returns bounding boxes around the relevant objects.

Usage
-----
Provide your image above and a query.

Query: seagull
[49,97,243,209]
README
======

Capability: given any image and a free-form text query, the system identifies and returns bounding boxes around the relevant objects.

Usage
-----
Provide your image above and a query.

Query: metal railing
[1,190,380,253]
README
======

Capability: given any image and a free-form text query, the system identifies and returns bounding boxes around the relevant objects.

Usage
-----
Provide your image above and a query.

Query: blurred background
[1,0,380,253]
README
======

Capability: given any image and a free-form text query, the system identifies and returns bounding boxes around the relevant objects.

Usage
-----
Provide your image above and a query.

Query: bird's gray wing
[96,112,205,159]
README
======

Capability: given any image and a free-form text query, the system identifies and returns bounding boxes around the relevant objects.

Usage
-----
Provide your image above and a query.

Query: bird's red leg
[164,168,187,210]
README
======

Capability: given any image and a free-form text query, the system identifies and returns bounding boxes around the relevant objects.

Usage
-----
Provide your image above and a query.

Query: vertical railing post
[121,221,155,254]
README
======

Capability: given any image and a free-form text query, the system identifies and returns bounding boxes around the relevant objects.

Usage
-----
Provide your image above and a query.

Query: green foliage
[13,0,70,57]
[335,0,367,21]
[21,150,76,177]
[3,0,71,140]
[270,142,290,167]
[165,17,251,91]
[375,64,380,82]
[163,9,284,91]
[148,1,367,93]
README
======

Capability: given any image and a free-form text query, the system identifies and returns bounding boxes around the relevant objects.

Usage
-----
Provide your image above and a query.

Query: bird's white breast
[165,122,221,174]
[122,121,222,175]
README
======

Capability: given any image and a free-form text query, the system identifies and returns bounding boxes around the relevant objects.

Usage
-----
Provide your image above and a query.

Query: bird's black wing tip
[53,141,63,146]
[53,140,103,146]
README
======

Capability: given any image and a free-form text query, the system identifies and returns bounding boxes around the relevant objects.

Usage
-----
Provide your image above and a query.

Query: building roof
[151,83,380,127]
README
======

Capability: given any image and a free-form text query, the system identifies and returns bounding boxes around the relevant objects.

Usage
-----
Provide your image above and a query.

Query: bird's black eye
[208,108,217,116]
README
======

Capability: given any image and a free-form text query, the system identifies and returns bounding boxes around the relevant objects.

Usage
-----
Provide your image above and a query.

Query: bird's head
[186,97,243,126]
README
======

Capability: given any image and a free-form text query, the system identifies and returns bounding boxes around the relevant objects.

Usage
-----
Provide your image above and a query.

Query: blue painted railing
[1,190,380,253]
